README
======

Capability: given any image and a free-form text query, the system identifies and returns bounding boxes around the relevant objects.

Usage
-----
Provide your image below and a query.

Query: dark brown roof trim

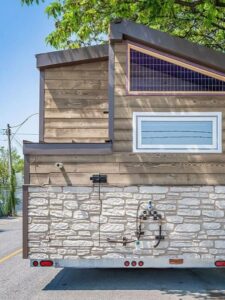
[23,142,112,155]
[36,44,109,69]
[110,20,225,74]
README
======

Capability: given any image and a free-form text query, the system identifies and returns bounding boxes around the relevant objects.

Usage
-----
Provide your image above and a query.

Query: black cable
[10,113,39,128]
[98,173,102,247]
[154,224,162,248]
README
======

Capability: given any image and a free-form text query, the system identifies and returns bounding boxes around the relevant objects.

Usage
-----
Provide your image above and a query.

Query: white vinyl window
[133,112,222,153]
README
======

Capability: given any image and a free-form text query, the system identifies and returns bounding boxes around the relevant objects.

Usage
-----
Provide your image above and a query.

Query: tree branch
[174,0,204,7]
[211,22,225,30]
[216,1,225,8]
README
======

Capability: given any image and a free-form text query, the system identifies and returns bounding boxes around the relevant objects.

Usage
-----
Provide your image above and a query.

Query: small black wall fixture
[90,174,107,184]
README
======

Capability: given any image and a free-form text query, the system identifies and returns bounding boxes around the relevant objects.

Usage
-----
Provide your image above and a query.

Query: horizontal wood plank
[30,163,119,173]
[30,162,225,175]
[45,79,108,90]
[43,138,108,143]
[45,119,108,129]
[113,142,225,152]
[45,70,108,80]
[45,128,108,138]
[114,107,225,118]
[115,96,225,108]
[45,89,108,99]
[31,153,225,164]
[30,173,225,185]
[45,98,108,109]
[45,109,108,119]
[46,61,108,72]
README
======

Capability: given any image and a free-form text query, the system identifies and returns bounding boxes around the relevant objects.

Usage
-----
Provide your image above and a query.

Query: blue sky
[0,0,54,155]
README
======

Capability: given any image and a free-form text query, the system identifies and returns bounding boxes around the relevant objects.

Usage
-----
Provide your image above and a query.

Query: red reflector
[124,261,130,267]
[33,261,38,267]
[215,261,225,267]
[40,260,53,267]
[131,261,137,267]
[138,261,144,267]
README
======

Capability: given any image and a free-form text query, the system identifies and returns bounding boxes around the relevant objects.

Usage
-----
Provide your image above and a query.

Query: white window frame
[133,112,222,153]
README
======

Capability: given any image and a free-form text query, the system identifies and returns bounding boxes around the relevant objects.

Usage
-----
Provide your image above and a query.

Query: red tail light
[215,261,225,267]
[33,261,38,267]
[131,261,137,267]
[124,261,130,267]
[138,261,144,267]
[40,260,53,267]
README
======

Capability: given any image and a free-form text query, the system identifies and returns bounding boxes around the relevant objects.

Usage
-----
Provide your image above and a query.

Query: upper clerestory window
[127,43,225,94]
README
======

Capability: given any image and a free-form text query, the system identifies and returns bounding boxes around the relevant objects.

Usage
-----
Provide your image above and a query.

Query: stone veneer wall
[27,185,225,261]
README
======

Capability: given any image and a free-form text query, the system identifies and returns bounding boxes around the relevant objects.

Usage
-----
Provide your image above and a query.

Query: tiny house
[23,20,225,268]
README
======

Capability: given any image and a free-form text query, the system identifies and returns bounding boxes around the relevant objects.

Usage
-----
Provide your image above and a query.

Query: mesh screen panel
[130,48,225,92]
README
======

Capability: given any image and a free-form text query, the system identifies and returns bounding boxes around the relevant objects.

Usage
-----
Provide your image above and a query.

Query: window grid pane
[130,48,225,92]
[141,121,213,145]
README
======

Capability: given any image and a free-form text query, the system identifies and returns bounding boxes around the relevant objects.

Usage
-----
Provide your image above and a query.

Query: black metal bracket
[155,235,165,240]
[107,237,135,246]
[90,174,107,183]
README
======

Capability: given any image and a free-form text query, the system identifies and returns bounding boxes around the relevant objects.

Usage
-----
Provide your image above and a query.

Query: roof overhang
[110,20,225,74]
[36,44,109,69]
[23,141,112,155]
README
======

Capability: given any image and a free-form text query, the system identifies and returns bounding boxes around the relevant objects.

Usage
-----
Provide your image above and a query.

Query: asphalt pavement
[0,217,225,300]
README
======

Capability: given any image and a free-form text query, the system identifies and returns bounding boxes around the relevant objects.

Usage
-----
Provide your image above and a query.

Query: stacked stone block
[27,186,225,261]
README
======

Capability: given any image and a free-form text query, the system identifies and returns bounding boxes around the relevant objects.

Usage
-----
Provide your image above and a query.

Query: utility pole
[6,124,12,177]
[6,124,15,216]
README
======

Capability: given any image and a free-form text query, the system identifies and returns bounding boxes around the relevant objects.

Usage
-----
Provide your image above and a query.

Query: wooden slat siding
[45,79,108,90]
[115,96,225,108]
[30,153,225,164]
[45,119,108,129]
[115,62,126,74]
[45,89,108,99]
[45,128,108,138]
[45,61,108,72]
[30,163,119,173]
[30,173,225,186]
[115,107,225,115]
[115,54,126,63]
[44,138,107,143]
[44,60,108,143]
[45,98,108,109]
[45,70,108,80]
[110,41,225,184]
[30,162,225,174]
[34,41,225,185]
[45,109,108,119]
[29,151,225,184]
[113,142,225,153]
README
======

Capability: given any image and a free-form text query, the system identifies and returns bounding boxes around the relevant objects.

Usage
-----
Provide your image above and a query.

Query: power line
[10,113,39,129]
[10,113,38,141]
[13,137,23,149]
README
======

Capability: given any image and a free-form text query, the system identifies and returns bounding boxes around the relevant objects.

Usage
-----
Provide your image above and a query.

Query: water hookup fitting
[107,200,165,248]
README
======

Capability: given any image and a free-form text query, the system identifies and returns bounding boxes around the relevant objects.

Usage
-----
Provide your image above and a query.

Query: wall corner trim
[23,155,30,259]
[39,71,45,142]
